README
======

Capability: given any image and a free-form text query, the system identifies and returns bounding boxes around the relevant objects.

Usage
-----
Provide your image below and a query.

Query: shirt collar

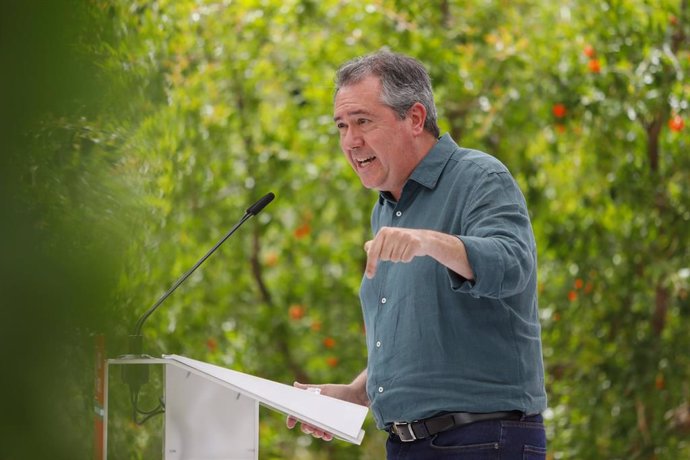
[378,133,456,204]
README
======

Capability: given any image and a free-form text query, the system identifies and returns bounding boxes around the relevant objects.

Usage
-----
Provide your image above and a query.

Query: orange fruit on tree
[669,114,685,132]
[588,59,601,73]
[552,104,567,118]
[289,304,305,320]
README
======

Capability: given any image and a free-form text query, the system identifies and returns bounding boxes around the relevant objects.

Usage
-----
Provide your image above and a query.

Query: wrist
[346,381,370,407]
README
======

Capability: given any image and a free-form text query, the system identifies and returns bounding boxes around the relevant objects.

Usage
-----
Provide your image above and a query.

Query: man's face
[333,76,417,199]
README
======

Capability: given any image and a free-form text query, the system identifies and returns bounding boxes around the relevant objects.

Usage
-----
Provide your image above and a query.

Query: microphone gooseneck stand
[121,192,275,424]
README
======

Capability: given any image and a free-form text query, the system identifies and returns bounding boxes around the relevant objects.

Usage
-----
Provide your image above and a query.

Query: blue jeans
[386,414,546,459]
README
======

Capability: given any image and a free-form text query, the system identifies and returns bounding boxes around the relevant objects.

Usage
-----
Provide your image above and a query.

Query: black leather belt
[390,411,523,442]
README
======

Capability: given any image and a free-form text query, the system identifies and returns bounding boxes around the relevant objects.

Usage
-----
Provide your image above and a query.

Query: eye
[336,121,347,130]
[357,118,370,125]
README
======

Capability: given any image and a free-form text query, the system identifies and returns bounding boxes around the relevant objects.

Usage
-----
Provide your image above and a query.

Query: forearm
[419,229,474,281]
[364,227,474,280]
[349,369,369,407]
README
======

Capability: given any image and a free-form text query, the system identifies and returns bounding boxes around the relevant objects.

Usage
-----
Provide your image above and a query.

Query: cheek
[341,150,355,167]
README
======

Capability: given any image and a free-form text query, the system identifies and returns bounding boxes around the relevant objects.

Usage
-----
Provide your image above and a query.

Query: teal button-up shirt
[360,134,547,429]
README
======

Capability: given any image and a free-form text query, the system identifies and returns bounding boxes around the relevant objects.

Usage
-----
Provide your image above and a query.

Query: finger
[312,427,332,440]
[365,234,384,279]
[388,238,407,261]
[399,242,415,262]
[294,381,323,397]
[364,240,372,253]
[286,416,297,429]
[404,231,425,261]
[365,248,379,279]
[301,424,314,435]
[380,239,396,261]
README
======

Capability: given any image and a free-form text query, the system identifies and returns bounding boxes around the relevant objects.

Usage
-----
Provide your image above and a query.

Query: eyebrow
[333,109,373,122]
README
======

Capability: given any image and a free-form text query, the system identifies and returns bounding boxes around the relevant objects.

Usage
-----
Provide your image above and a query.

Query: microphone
[246,192,275,216]
[127,191,275,354]
[122,192,275,413]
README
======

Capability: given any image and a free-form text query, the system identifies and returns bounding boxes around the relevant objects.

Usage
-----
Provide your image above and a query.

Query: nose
[341,125,364,152]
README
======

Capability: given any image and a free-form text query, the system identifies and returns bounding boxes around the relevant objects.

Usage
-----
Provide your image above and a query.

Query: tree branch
[249,203,310,384]
[652,284,669,337]
[645,114,663,174]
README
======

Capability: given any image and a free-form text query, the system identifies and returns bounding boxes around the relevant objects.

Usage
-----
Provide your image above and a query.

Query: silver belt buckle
[393,422,417,442]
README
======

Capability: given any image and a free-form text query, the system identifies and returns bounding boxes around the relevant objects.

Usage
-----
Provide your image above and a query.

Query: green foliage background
[1,0,689,459]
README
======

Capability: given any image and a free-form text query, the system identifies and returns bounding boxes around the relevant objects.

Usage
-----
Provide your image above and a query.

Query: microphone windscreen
[246,192,275,216]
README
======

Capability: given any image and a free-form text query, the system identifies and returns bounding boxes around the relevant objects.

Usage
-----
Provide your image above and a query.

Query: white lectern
[105,355,368,459]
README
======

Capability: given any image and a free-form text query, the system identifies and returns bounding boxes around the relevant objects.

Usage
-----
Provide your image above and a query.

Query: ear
[407,102,427,136]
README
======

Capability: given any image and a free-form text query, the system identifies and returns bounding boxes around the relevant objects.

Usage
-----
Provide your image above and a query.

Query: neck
[388,132,439,200]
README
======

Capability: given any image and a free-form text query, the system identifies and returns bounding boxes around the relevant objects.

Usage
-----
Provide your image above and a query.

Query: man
[288,50,547,459]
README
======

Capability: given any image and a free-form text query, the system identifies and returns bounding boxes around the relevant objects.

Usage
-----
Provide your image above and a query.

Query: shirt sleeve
[448,170,536,299]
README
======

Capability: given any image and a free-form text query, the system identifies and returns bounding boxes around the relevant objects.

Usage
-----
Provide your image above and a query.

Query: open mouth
[356,156,376,167]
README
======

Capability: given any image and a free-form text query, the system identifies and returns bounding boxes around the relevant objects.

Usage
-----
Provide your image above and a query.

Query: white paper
[164,354,368,444]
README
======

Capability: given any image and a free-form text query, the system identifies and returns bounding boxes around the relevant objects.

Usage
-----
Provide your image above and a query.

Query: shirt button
[381,297,387,304]
[376,341,381,348]
[395,211,402,217]
[378,386,384,393]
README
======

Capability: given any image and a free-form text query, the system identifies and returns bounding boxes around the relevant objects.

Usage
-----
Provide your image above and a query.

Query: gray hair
[335,50,440,138]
